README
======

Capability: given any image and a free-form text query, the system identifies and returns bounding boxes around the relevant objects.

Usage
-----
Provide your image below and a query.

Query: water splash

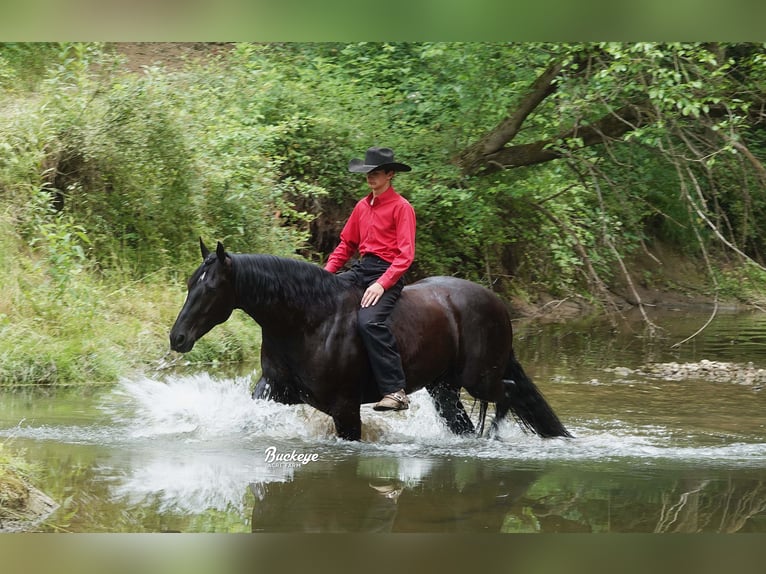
[3,373,765,468]
[107,373,336,440]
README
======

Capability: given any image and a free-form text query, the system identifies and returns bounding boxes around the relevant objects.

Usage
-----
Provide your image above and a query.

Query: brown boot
[373,390,409,411]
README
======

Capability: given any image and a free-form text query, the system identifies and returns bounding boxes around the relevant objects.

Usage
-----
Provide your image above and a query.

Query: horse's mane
[230,254,356,312]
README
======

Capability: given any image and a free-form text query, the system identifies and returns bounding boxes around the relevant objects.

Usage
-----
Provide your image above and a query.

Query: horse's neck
[233,255,348,331]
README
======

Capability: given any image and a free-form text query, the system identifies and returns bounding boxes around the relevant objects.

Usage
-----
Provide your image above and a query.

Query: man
[324,147,416,411]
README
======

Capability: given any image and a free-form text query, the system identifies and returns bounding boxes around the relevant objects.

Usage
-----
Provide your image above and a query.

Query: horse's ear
[200,237,210,260]
[216,241,229,266]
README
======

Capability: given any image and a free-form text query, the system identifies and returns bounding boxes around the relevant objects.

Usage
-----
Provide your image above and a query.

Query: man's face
[366,168,393,195]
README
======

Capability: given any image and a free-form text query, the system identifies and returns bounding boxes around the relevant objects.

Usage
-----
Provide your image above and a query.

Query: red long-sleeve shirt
[324,186,416,290]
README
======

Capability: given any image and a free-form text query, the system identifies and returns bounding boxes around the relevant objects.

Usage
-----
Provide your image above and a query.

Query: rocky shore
[607,359,766,388]
[0,473,58,532]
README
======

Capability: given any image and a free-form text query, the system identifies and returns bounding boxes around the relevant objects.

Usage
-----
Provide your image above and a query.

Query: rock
[0,474,58,533]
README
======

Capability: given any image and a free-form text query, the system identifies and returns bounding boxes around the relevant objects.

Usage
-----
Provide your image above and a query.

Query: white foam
[108,373,335,440]
[101,375,766,466]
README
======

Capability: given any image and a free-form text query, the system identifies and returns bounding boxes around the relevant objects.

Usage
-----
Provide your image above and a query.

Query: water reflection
[111,447,275,515]
[249,457,540,533]
[243,456,766,533]
[652,477,766,532]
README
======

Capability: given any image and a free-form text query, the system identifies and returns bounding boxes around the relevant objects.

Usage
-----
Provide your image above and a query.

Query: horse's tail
[501,353,573,438]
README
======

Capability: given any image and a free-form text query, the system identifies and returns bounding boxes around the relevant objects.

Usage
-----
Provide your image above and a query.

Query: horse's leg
[489,386,511,438]
[476,400,488,437]
[426,383,475,436]
[253,350,304,404]
[251,376,304,404]
[252,376,272,400]
[331,408,362,441]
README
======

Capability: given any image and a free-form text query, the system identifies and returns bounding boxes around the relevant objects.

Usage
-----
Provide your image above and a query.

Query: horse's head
[169,239,236,353]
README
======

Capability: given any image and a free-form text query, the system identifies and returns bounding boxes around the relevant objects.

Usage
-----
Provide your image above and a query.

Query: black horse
[169,240,572,441]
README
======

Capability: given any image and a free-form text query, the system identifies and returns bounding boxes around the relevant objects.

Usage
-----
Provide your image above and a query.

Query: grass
[0,223,262,388]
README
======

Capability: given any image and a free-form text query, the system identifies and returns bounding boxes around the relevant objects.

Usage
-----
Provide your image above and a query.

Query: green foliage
[0,43,84,91]
[2,41,766,386]
[1,43,326,276]
[409,178,507,281]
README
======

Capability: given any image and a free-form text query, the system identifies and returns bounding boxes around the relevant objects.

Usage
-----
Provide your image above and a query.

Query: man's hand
[361,282,385,307]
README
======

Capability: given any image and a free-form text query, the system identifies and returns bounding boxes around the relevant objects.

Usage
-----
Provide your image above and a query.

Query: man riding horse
[324,147,415,412]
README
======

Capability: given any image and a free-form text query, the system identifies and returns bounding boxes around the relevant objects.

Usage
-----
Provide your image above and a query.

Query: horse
[169,239,572,441]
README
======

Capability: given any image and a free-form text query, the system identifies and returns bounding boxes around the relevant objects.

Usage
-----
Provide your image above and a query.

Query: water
[2,307,766,532]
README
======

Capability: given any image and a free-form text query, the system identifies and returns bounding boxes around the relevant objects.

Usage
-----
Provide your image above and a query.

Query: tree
[454,43,766,176]
[450,43,766,319]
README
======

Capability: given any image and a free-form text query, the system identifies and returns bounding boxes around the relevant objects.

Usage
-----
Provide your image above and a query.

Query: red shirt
[324,186,416,290]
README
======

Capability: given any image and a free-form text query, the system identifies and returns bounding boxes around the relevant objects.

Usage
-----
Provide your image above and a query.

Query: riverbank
[508,242,764,323]
[0,445,57,532]
[0,477,58,533]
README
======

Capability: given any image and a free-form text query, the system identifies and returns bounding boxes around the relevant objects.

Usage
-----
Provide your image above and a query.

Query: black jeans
[338,256,406,396]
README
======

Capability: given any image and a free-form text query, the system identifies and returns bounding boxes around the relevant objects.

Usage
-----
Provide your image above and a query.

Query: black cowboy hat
[348,147,412,173]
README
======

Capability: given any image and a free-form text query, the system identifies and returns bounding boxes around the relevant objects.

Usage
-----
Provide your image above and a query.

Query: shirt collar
[367,186,396,206]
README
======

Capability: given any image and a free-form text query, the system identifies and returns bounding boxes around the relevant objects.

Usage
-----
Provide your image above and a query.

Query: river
[2,306,766,532]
